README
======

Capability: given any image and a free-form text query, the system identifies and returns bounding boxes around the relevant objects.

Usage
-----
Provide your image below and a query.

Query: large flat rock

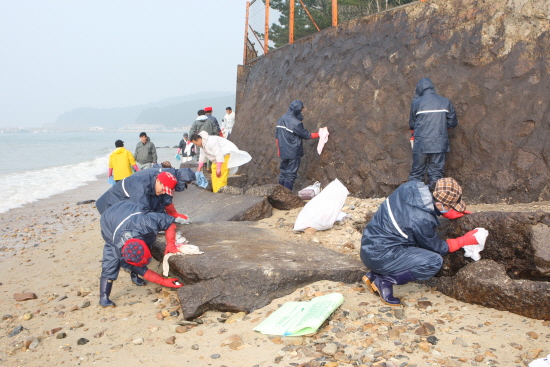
[425,259,550,320]
[172,185,272,222]
[152,222,365,320]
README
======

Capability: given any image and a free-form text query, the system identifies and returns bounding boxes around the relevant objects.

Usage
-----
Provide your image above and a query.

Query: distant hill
[46,91,235,130]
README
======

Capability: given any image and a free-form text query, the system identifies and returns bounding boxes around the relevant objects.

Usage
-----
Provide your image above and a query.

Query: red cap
[157,171,177,196]
[121,238,152,267]
[204,107,212,112]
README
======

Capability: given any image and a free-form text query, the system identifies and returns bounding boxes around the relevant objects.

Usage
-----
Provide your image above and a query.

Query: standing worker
[275,100,324,191]
[408,78,458,190]
[204,107,222,136]
[99,200,184,307]
[190,131,251,193]
[134,132,158,170]
[222,107,235,139]
[109,140,139,182]
[360,178,479,306]
[176,133,191,158]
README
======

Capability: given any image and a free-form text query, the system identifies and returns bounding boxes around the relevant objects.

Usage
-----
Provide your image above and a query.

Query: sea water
[0,131,187,213]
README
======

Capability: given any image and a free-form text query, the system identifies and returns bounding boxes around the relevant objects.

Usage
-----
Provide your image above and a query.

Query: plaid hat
[204,106,212,112]
[433,178,466,212]
[157,171,177,196]
[121,238,151,267]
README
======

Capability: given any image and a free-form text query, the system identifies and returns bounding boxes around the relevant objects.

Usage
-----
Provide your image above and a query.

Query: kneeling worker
[190,131,251,193]
[360,177,477,306]
[99,200,184,307]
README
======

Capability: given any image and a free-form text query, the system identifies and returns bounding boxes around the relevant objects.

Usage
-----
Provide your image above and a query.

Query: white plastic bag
[294,179,349,231]
[529,354,550,367]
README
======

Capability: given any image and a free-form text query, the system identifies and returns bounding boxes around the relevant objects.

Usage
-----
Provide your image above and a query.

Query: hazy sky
[0,1,247,127]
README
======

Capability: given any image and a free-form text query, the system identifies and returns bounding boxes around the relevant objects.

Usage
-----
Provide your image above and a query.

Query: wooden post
[243,1,250,64]
[289,0,295,44]
[332,0,338,26]
[264,0,270,54]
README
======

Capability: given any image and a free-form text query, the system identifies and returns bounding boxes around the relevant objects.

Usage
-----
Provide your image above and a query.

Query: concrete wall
[232,0,550,203]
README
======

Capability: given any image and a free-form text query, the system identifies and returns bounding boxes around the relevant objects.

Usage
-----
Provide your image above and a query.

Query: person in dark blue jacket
[360,178,479,306]
[275,100,324,190]
[96,168,194,223]
[408,78,458,189]
[99,200,183,307]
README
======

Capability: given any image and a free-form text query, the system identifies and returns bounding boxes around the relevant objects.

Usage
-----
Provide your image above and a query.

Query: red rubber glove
[197,162,204,172]
[132,165,140,172]
[310,132,320,139]
[410,130,415,140]
[218,131,224,137]
[447,229,479,253]
[143,270,183,288]
[165,204,188,219]
[216,163,223,178]
[442,209,472,220]
[276,139,280,157]
[163,223,178,255]
[108,168,113,177]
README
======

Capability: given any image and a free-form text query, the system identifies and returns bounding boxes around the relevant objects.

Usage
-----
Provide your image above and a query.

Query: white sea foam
[0,154,109,213]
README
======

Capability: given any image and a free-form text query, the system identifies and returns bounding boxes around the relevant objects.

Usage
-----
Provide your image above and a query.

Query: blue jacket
[100,201,174,277]
[275,100,313,159]
[360,181,448,273]
[409,78,458,154]
[96,167,195,215]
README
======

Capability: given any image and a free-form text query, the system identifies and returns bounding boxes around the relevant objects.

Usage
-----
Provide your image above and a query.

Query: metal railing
[243,0,418,65]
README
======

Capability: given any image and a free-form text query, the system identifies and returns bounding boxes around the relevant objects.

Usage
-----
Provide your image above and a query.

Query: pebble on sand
[14,292,37,301]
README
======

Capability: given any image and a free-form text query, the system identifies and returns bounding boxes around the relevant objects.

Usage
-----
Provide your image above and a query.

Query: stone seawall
[232,0,550,203]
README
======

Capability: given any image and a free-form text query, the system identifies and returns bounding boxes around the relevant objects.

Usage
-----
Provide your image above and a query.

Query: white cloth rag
[463,227,489,261]
[317,127,329,155]
[162,237,204,276]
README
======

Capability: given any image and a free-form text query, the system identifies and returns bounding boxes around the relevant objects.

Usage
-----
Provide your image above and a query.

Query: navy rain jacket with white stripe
[360,181,448,274]
[409,78,458,154]
[96,167,195,215]
[275,100,313,159]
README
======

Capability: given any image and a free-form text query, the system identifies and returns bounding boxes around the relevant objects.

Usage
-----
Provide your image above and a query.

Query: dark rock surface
[233,0,550,204]
[436,211,550,278]
[426,259,550,320]
[245,184,305,210]
[531,223,550,276]
[151,222,365,320]
[171,185,272,223]
[218,186,244,196]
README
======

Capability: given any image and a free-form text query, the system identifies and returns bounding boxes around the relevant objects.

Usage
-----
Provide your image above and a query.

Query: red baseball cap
[157,171,177,196]
[204,107,212,112]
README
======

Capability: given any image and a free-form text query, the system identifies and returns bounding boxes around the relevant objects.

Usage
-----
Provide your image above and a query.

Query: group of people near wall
[276,77,484,307]
[99,78,485,309]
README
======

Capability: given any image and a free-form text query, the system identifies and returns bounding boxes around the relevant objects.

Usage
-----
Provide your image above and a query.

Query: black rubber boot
[99,277,116,308]
[371,270,415,306]
[283,181,294,191]
[131,272,146,286]
[362,271,378,294]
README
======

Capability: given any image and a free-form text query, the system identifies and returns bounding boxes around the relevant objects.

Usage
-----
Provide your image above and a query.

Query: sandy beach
[1,152,549,367]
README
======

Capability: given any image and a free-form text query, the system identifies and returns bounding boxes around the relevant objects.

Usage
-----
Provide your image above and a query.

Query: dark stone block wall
[232,0,550,204]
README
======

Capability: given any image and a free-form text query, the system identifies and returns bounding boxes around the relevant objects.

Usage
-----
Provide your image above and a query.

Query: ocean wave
[0,155,109,213]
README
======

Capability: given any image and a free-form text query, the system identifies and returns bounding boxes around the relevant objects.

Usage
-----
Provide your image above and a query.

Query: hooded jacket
[109,147,137,181]
[206,113,221,133]
[100,200,174,277]
[409,78,458,154]
[189,115,217,137]
[275,100,313,159]
[134,137,157,164]
[360,180,448,274]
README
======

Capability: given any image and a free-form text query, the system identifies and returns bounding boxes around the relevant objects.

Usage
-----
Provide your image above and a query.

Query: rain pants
[100,200,175,280]
[408,78,458,186]
[360,180,448,280]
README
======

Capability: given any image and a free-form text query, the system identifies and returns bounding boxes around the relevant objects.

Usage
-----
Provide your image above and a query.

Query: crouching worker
[190,131,251,193]
[360,177,477,306]
[99,200,183,308]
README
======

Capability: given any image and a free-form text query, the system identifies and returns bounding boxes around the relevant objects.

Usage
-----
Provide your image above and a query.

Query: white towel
[162,239,204,276]
[317,127,329,155]
[529,354,550,367]
[463,228,489,261]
